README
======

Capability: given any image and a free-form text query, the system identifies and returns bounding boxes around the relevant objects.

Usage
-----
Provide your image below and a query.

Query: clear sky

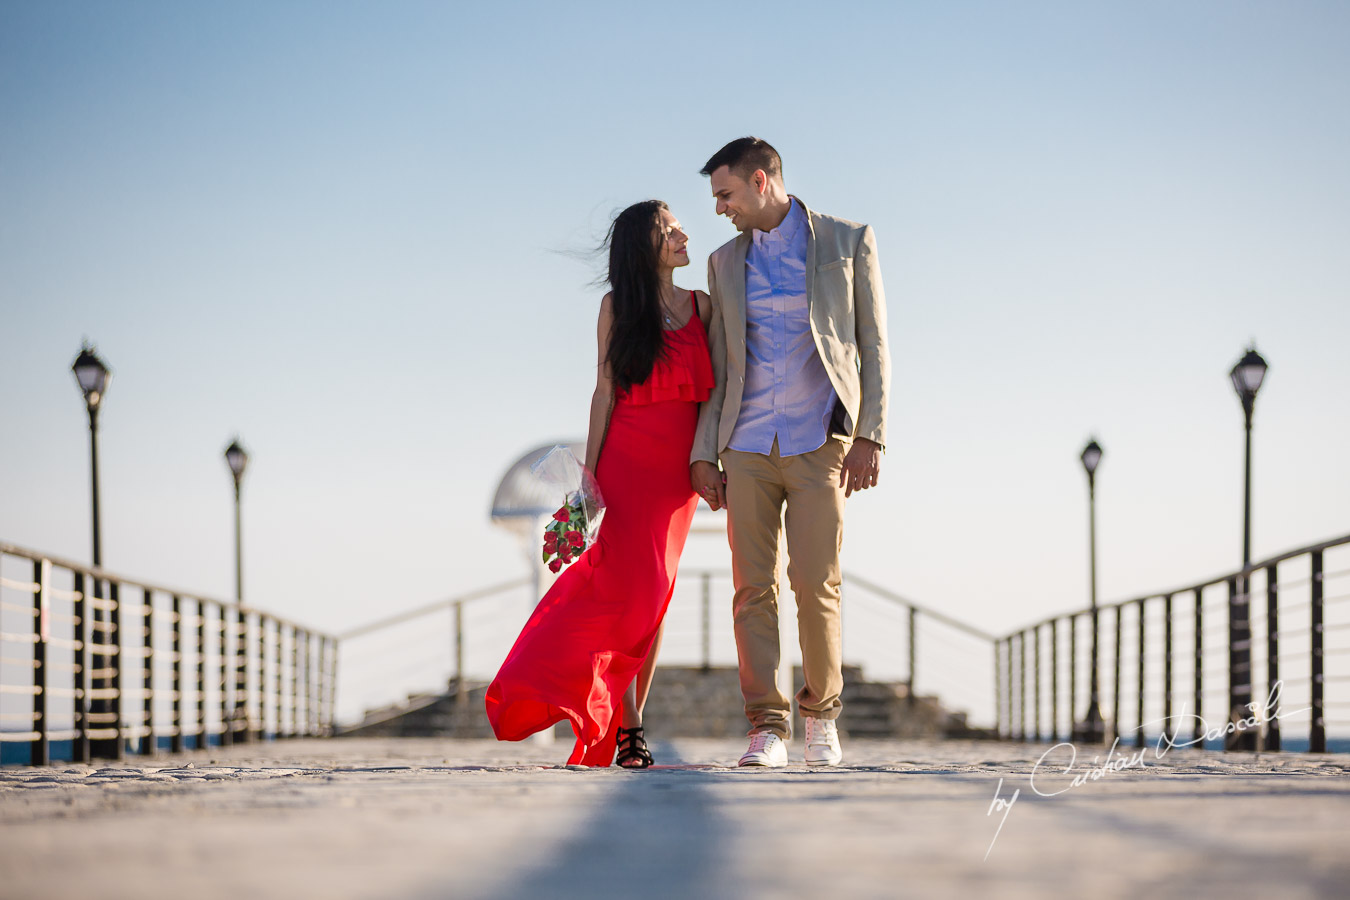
[3,2,1348,725]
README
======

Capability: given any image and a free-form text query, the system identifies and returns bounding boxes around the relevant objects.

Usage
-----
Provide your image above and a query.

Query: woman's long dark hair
[603,199,669,391]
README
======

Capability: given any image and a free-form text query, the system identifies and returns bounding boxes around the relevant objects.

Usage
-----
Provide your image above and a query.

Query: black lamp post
[72,343,118,758]
[1230,347,1267,573]
[72,345,110,567]
[225,438,250,742]
[1073,438,1106,744]
[1227,346,1266,751]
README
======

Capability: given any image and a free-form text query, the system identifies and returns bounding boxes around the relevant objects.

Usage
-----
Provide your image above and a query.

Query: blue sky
[3,2,1348,722]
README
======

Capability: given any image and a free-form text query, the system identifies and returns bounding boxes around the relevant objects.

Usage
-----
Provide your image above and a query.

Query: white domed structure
[490,440,586,539]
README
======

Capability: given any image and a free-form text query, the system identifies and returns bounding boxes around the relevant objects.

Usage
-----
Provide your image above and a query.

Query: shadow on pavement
[424,744,749,900]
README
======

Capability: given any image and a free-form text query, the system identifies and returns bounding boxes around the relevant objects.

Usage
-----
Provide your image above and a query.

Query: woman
[485,200,713,767]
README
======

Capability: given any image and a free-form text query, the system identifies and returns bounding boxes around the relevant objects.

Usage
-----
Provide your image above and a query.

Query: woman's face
[654,208,690,269]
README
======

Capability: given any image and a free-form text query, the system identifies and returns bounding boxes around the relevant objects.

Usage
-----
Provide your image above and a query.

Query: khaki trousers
[721,437,847,738]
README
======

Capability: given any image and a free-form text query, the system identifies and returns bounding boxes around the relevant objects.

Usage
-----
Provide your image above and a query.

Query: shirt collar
[751,197,804,249]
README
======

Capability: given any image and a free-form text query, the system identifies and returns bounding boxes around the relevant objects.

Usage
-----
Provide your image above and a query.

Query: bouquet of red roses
[531,445,605,573]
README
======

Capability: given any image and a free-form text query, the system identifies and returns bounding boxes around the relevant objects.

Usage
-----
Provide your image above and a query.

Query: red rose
[548,558,563,573]
[552,507,571,523]
[566,531,584,547]
[543,532,559,548]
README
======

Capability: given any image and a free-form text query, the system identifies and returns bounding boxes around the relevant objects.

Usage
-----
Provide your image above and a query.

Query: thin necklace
[660,286,682,326]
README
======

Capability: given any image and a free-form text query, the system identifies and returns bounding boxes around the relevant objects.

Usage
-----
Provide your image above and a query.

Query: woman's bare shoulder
[693,290,711,322]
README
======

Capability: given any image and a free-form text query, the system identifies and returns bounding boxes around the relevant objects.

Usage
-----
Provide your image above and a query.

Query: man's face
[709,165,767,233]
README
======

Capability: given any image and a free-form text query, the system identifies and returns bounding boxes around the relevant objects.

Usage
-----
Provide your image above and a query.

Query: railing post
[1018,631,1027,740]
[907,606,917,698]
[88,576,117,759]
[1163,593,1173,746]
[701,572,712,671]
[32,559,50,767]
[109,580,124,760]
[256,614,267,740]
[994,640,1003,738]
[303,631,313,734]
[1111,604,1122,743]
[311,634,321,736]
[326,637,339,734]
[73,571,90,763]
[295,630,305,736]
[311,634,319,736]
[171,594,184,753]
[88,575,106,757]
[1193,588,1204,744]
[1003,637,1013,740]
[1033,624,1041,741]
[275,619,284,740]
[315,637,326,736]
[297,630,306,736]
[291,625,300,737]
[454,601,466,708]
[1136,598,1146,749]
[1050,618,1059,742]
[142,586,155,756]
[1004,636,1015,734]
[1226,575,1256,750]
[322,635,332,735]
[234,608,249,743]
[1068,613,1077,738]
[309,632,316,736]
[1264,565,1281,751]
[196,599,207,750]
[1310,551,1325,753]
[219,603,231,746]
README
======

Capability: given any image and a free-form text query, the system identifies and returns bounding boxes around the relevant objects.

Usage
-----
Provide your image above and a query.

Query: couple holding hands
[486,137,890,768]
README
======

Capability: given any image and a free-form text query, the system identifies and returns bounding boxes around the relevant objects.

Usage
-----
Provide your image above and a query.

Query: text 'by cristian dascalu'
[983,681,1309,861]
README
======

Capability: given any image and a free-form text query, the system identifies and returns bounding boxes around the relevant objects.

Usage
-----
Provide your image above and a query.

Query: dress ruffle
[620,357,714,405]
[618,320,714,406]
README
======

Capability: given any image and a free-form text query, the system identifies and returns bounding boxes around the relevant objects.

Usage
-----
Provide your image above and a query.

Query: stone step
[341,665,974,742]
[841,682,907,702]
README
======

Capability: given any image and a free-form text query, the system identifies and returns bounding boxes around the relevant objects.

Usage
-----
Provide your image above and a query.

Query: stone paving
[2,736,1348,899]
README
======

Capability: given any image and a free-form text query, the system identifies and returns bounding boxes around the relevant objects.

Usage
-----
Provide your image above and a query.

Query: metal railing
[0,542,337,766]
[995,533,1350,752]
[335,567,1000,732]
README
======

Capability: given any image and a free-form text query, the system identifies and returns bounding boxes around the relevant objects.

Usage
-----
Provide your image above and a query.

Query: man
[691,137,890,767]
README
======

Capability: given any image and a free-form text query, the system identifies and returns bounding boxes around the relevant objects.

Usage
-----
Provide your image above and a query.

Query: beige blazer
[691,198,890,464]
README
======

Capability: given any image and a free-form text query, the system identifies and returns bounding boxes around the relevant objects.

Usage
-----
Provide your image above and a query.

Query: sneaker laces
[747,732,778,753]
[805,718,837,746]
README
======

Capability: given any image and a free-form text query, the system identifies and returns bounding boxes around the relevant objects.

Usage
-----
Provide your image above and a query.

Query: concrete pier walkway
[2,737,1348,899]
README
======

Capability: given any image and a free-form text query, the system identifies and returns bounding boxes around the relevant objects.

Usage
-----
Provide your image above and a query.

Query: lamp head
[71,343,111,412]
[224,438,249,483]
[1230,346,1267,402]
[1081,438,1103,477]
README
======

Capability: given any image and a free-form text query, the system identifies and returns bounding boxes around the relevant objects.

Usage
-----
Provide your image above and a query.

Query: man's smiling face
[709,165,767,233]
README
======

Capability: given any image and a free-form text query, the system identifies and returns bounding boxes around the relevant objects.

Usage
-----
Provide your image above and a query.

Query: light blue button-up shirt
[728,199,838,457]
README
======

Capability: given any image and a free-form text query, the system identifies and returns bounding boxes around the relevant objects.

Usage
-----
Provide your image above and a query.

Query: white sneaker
[738,731,788,767]
[804,717,843,766]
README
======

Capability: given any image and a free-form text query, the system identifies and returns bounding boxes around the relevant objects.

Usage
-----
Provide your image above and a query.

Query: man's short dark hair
[700,137,783,181]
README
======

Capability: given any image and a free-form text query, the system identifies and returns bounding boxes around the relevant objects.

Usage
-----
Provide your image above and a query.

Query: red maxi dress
[486,297,713,766]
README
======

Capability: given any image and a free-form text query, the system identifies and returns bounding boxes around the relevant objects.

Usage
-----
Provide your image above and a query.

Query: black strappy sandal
[616,725,654,769]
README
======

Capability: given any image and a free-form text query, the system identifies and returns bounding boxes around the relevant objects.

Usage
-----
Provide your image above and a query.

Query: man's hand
[839,438,882,498]
[691,460,727,511]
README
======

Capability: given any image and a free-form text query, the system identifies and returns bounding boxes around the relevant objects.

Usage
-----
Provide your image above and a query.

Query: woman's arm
[584,293,617,474]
